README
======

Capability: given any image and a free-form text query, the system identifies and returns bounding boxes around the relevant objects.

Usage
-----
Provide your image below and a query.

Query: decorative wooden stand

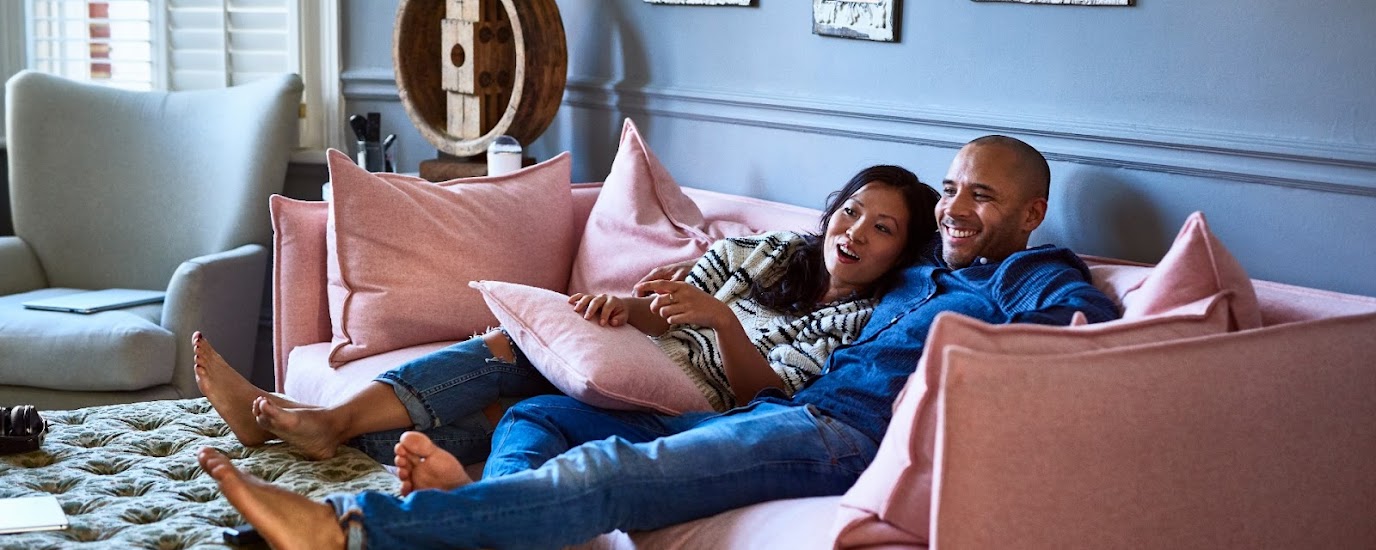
[394,0,566,182]
[418,152,536,180]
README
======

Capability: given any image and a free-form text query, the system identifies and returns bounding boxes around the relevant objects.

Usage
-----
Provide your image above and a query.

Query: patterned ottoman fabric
[0,398,399,549]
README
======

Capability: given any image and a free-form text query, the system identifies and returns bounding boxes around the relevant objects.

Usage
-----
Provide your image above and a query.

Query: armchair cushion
[0,289,173,391]
[832,291,1234,547]
[324,151,576,367]
[567,119,754,296]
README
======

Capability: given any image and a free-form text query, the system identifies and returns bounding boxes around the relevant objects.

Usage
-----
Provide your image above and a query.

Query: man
[196,135,1119,549]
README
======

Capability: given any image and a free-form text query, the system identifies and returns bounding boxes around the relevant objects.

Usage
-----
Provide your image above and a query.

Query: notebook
[21,289,166,314]
[0,495,69,534]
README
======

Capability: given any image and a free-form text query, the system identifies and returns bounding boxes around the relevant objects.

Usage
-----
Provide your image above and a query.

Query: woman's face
[823,182,912,299]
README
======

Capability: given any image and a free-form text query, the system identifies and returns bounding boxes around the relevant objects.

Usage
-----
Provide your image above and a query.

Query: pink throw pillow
[325,150,575,367]
[931,312,1376,549]
[269,195,332,388]
[832,294,1234,547]
[566,118,754,296]
[1118,211,1262,330]
[470,280,713,415]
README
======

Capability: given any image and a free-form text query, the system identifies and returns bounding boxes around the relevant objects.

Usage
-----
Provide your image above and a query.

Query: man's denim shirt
[773,242,1120,444]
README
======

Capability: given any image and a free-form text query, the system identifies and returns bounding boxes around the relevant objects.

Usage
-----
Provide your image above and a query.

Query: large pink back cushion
[272,185,821,393]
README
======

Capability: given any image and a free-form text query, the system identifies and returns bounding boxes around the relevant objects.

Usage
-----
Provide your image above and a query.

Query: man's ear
[1022,197,1048,233]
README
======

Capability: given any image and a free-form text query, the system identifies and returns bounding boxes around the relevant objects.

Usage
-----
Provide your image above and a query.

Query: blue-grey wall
[335,0,1375,297]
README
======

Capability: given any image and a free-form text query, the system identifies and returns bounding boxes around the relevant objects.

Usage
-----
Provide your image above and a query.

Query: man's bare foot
[198,447,345,550]
[254,398,344,460]
[393,431,472,496]
[194,331,284,446]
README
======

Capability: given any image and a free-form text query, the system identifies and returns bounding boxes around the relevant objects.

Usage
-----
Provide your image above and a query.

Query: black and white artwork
[972,0,1133,5]
[813,0,899,42]
[644,0,752,5]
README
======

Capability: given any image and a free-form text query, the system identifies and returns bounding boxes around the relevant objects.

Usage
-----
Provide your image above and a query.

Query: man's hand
[635,280,733,329]
[634,259,697,295]
[569,293,629,327]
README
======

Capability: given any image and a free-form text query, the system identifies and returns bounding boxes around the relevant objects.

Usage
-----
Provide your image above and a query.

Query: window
[6,0,341,154]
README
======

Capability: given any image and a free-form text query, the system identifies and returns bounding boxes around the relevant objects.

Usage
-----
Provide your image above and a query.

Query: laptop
[21,289,166,314]
[0,495,69,534]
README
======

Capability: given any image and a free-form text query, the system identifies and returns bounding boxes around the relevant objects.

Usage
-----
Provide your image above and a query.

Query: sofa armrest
[162,244,269,399]
[0,236,47,295]
[930,312,1376,548]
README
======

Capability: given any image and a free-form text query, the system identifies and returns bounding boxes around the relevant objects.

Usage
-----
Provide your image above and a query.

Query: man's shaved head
[966,135,1050,200]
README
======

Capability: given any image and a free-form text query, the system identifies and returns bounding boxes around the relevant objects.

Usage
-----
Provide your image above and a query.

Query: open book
[0,495,69,534]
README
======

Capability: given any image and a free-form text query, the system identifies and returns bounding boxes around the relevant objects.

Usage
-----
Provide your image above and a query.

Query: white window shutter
[28,0,156,90]
[21,0,336,152]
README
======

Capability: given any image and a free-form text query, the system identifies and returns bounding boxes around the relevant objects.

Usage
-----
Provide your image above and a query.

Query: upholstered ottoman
[0,398,399,549]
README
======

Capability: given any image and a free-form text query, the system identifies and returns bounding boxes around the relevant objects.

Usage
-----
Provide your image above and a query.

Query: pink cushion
[284,341,453,407]
[833,294,1234,547]
[269,195,332,391]
[567,119,753,296]
[931,312,1376,549]
[1118,211,1262,330]
[325,150,575,366]
[470,280,712,415]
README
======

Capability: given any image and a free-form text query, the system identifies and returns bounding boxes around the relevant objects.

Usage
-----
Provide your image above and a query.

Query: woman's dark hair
[750,165,940,315]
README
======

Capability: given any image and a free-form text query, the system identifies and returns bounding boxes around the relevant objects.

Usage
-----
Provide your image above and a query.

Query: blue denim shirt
[765,243,1120,444]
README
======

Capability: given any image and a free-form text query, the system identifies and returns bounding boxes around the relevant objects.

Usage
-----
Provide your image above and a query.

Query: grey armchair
[0,70,303,409]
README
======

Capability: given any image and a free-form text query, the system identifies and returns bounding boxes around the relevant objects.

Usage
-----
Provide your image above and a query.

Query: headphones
[0,405,47,455]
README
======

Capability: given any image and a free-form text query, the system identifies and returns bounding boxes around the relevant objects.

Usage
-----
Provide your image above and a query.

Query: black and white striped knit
[653,231,875,412]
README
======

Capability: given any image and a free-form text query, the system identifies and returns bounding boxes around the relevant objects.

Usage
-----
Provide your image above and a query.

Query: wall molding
[340,71,1376,197]
[566,79,1376,198]
[341,69,400,101]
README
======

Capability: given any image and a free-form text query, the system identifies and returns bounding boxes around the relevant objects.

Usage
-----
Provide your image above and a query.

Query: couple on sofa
[193,135,1120,549]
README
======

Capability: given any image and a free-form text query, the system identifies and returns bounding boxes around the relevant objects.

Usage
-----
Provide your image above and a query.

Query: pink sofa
[270,184,1376,548]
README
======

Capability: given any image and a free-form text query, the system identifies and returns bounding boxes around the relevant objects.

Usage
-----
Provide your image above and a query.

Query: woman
[192,164,939,467]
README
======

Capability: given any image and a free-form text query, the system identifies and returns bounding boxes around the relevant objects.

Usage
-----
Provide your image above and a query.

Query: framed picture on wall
[813,0,900,42]
[644,0,753,5]
[972,0,1133,5]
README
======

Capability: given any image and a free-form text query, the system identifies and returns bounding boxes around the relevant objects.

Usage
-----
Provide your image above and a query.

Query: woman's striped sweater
[654,231,875,412]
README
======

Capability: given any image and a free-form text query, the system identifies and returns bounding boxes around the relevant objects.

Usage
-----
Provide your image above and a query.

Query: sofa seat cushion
[283,341,455,407]
[631,496,841,549]
[0,288,173,391]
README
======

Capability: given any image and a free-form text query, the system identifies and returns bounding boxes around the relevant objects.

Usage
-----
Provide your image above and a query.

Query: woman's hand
[635,280,734,329]
[568,293,629,327]
[634,259,697,295]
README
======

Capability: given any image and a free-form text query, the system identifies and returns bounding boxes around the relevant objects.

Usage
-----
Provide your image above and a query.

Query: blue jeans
[346,335,559,466]
[329,395,879,549]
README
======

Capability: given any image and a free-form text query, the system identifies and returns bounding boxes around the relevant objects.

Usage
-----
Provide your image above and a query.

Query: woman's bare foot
[393,431,472,496]
[193,331,299,446]
[197,447,345,550]
[254,398,345,460]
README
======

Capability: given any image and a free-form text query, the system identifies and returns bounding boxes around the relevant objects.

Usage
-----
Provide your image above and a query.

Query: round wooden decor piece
[394,0,567,157]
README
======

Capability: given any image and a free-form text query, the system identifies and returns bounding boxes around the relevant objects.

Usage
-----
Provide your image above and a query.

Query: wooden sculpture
[394,0,567,180]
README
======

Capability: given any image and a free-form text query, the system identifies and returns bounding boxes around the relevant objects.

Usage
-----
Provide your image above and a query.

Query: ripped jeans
[346,332,559,465]
[327,396,879,549]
